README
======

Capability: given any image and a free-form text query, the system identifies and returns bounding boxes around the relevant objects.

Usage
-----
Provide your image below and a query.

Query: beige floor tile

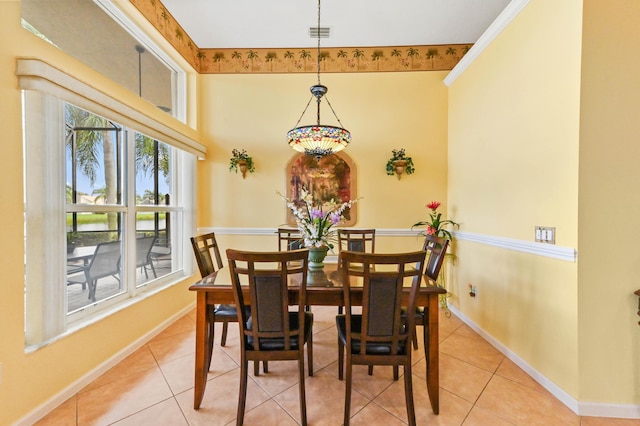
[77,367,173,425]
[159,345,239,395]
[250,359,305,397]
[80,345,158,394]
[148,329,195,364]
[34,396,76,426]
[439,309,464,341]
[454,324,485,341]
[157,314,199,339]
[175,369,270,426]
[239,399,299,426]
[494,357,546,394]
[417,388,475,426]
[350,401,408,426]
[476,375,580,426]
[309,325,339,372]
[437,352,493,403]
[463,405,516,425]
[439,333,504,373]
[375,376,473,425]
[111,397,188,425]
[309,305,340,333]
[275,369,368,426]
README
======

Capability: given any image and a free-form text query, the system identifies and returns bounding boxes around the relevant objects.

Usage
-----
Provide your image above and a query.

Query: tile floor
[35,306,637,425]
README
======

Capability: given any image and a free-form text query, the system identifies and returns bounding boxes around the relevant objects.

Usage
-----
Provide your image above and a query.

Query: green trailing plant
[385,148,415,176]
[228,149,255,174]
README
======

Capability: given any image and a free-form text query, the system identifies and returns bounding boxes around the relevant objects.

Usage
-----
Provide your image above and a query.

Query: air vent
[309,27,330,38]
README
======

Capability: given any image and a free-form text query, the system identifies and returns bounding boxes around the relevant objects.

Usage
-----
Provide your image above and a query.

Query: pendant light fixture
[286,0,351,159]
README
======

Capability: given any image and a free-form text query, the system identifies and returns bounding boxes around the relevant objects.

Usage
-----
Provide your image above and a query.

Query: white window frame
[18,59,202,349]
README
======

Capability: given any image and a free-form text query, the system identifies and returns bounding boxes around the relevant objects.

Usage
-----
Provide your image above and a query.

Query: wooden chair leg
[338,339,344,380]
[393,366,399,381]
[404,363,416,426]
[412,326,419,350]
[221,321,229,346]
[237,357,248,426]
[263,360,268,373]
[254,360,260,376]
[344,356,353,426]
[298,357,308,426]
[368,365,373,376]
[307,332,314,377]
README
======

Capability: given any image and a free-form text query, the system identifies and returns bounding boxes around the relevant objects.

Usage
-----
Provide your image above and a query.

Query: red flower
[426,201,441,211]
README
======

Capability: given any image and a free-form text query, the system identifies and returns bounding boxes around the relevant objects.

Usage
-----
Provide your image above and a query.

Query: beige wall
[196,71,450,256]
[578,0,640,404]
[447,0,583,397]
[0,2,199,424]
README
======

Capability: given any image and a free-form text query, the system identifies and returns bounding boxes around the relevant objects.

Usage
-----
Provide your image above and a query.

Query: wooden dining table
[188,263,446,414]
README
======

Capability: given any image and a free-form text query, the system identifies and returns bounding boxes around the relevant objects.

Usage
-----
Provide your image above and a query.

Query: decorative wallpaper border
[129,0,472,74]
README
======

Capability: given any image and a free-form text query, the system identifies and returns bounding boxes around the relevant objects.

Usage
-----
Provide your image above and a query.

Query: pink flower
[426,225,437,235]
[426,201,441,211]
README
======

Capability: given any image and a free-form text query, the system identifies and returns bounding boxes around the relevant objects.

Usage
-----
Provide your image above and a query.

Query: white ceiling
[161,0,514,49]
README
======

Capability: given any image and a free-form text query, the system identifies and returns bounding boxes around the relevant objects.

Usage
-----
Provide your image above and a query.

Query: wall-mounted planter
[385,148,415,180]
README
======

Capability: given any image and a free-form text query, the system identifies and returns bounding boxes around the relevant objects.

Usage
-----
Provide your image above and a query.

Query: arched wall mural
[284,152,357,227]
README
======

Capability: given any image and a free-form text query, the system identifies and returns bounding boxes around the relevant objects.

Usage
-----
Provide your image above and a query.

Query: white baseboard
[16,303,195,426]
[447,305,640,419]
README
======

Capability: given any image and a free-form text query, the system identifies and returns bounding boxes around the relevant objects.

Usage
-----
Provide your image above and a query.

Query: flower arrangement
[385,148,415,177]
[278,187,358,249]
[412,201,459,240]
[228,149,255,176]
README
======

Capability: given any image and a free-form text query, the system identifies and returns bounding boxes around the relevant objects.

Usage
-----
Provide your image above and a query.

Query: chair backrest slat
[135,236,156,268]
[277,227,304,251]
[88,240,121,280]
[423,235,450,282]
[190,233,224,278]
[338,229,376,254]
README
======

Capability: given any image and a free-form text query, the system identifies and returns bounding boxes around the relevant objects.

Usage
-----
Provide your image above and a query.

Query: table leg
[194,291,210,409]
[426,294,440,414]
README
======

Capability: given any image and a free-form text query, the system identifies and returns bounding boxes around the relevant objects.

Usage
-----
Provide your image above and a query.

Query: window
[18,58,204,348]
[21,0,184,121]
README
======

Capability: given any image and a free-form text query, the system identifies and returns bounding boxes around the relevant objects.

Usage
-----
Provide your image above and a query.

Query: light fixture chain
[291,95,314,128]
[324,96,346,128]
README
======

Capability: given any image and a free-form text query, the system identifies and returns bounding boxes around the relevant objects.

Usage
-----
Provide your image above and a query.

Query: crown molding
[444,0,530,86]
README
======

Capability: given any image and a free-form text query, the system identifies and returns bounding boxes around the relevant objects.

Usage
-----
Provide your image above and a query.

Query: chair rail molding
[452,230,577,262]
[200,228,576,262]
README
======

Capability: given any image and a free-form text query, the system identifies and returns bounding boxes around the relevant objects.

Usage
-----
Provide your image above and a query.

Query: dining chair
[337,250,426,426]
[135,235,157,279]
[410,234,450,350]
[337,228,376,254]
[337,228,376,314]
[67,240,122,302]
[227,248,314,426]
[277,226,304,251]
[191,232,244,347]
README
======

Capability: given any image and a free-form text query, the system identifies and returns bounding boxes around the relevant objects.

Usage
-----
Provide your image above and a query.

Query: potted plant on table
[278,187,358,269]
[229,149,255,179]
[385,148,415,180]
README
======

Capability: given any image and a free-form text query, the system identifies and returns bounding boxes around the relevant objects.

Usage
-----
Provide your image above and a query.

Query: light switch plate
[535,226,556,244]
